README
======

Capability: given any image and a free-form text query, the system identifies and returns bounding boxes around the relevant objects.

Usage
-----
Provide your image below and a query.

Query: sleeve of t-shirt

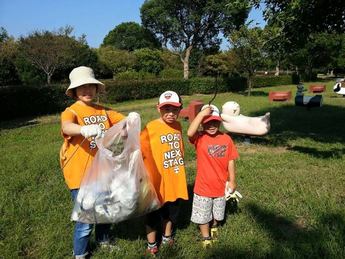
[106,109,125,126]
[140,127,150,160]
[189,131,201,146]
[228,137,239,160]
[61,108,77,124]
[60,108,77,139]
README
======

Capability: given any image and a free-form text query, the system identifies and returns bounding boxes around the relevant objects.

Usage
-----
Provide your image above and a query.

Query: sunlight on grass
[1,81,345,258]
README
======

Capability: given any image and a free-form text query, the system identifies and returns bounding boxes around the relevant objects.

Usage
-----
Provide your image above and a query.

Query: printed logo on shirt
[83,115,107,149]
[208,145,226,157]
[160,133,184,172]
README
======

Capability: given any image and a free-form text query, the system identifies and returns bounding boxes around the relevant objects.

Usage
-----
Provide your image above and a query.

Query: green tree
[257,0,345,47]
[202,51,238,77]
[0,28,20,85]
[0,27,10,43]
[262,25,290,76]
[97,46,136,77]
[288,32,345,80]
[102,22,161,51]
[229,25,265,95]
[133,48,163,75]
[18,27,91,85]
[140,0,250,79]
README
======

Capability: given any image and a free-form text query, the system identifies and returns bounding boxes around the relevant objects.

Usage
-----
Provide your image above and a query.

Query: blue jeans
[71,189,111,256]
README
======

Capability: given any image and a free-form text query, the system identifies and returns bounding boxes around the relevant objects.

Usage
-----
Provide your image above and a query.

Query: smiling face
[158,104,181,124]
[75,84,97,104]
[202,120,221,135]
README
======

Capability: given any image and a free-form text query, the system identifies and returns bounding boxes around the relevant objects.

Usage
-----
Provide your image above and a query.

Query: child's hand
[80,124,103,138]
[228,181,237,193]
[199,105,212,117]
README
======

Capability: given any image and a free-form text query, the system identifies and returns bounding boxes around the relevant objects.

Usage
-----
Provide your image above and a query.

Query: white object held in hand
[80,124,103,139]
[225,181,243,202]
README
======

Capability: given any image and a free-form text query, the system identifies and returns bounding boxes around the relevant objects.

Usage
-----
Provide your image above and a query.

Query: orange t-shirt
[60,102,124,189]
[190,132,239,197]
[140,119,188,204]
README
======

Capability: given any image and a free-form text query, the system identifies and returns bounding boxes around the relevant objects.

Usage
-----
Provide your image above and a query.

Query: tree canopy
[256,0,345,47]
[140,0,250,79]
[18,27,96,84]
[102,22,161,51]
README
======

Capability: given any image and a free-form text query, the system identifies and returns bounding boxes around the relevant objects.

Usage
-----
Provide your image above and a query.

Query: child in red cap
[187,104,239,248]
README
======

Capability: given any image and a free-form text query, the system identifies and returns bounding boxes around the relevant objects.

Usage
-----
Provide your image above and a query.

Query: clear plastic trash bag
[71,112,161,224]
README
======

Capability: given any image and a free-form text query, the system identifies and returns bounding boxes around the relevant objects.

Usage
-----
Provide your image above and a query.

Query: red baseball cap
[201,104,222,123]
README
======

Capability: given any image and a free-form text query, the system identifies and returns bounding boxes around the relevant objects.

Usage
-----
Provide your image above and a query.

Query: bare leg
[146,225,156,243]
[199,223,210,238]
[162,219,172,237]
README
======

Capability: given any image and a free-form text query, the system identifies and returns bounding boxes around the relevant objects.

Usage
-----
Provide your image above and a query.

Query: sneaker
[201,237,213,249]
[74,253,88,259]
[210,227,218,240]
[145,245,159,256]
[161,235,174,246]
[99,241,119,252]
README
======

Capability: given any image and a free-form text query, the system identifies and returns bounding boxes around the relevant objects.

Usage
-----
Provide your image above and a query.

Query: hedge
[1,85,70,121]
[1,75,293,121]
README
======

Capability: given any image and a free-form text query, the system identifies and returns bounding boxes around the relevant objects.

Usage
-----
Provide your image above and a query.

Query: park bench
[268,91,292,101]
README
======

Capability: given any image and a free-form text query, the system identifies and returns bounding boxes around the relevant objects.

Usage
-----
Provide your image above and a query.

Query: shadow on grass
[0,116,38,130]
[245,202,345,258]
[111,184,194,242]
[287,146,345,159]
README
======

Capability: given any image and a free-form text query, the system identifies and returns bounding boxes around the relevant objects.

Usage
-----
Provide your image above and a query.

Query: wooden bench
[268,91,292,101]
[309,84,326,93]
[179,100,204,122]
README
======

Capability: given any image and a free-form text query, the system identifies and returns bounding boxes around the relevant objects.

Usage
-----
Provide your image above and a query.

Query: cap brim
[157,102,182,108]
[202,115,222,124]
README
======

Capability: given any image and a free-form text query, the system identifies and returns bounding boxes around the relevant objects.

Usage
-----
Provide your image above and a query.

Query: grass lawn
[1,81,345,258]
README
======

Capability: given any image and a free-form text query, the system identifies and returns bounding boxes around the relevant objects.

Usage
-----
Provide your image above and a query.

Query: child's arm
[62,121,102,138]
[187,106,212,138]
[227,160,237,192]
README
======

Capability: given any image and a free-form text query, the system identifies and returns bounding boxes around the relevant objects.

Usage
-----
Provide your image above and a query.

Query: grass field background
[1,81,345,258]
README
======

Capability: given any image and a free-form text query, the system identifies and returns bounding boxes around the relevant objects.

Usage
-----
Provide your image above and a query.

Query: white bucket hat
[66,66,105,97]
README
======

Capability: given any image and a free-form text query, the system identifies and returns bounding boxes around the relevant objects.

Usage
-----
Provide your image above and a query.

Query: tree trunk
[47,74,51,85]
[247,76,252,96]
[274,60,280,76]
[182,45,193,80]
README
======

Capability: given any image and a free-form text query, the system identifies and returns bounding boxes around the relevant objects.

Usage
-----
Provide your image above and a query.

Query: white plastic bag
[71,112,161,224]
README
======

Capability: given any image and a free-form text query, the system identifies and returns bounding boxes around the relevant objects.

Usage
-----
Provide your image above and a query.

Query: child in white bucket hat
[60,66,125,258]
[187,104,239,248]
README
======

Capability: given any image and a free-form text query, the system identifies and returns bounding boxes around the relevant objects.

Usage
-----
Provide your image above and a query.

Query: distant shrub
[116,70,156,80]
[1,85,70,121]
[252,75,292,88]
[291,72,300,84]
[159,68,183,79]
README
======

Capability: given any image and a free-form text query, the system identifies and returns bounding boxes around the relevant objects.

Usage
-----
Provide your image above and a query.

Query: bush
[3,75,296,120]
[291,72,300,84]
[159,68,183,79]
[116,70,156,80]
[224,76,247,91]
[102,79,190,103]
[189,77,227,94]
[252,75,292,88]
[1,85,70,121]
